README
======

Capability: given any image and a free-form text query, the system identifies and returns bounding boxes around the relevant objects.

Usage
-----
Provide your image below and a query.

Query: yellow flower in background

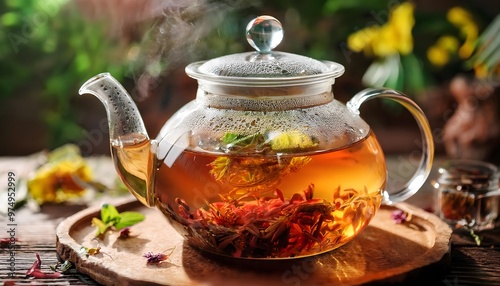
[474,61,500,79]
[427,35,460,66]
[348,2,415,57]
[427,7,479,68]
[384,1,414,55]
[447,7,478,59]
[28,145,93,204]
[474,63,488,78]
[427,46,450,67]
[347,26,379,55]
[436,36,460,53]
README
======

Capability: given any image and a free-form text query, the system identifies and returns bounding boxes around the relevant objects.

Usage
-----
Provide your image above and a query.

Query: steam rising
[129,0,257,99]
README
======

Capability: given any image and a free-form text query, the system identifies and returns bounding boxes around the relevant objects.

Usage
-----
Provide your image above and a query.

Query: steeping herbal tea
[81,15,433,260]
[114,131,386,258]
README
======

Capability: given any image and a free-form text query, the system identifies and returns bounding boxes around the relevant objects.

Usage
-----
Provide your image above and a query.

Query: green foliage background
[0,0,130,148]
[0,0,496,151]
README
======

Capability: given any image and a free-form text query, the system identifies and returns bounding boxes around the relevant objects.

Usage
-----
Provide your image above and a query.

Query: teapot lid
[186,16,344,86]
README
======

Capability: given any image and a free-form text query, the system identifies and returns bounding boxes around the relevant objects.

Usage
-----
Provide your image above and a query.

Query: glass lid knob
[246,15,283,54]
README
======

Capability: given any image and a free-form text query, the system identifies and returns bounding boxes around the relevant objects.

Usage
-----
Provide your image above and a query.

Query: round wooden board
[56,199,452,286]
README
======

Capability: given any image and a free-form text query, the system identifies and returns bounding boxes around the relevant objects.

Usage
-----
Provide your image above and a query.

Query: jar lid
[437,160,500,192]
[185,15,344,86]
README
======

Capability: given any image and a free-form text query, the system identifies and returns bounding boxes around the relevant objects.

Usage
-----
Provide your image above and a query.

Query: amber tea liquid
[112,134,155,206]
[113,132,386,258]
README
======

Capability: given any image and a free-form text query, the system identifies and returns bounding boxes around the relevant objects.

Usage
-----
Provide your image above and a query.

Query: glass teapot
[79,16,434,259]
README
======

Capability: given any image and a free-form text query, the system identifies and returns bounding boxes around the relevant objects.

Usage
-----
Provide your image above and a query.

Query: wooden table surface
[1,155,499,285]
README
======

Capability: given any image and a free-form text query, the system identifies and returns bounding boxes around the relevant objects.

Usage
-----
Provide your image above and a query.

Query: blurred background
[1,0,499,163]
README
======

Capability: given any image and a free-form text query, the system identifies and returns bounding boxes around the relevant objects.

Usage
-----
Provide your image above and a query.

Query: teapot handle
[347,88,434,204]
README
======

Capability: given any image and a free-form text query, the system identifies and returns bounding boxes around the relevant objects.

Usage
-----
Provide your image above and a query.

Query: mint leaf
[101,204,119,224]
[92,217,113,236]
[221,132,265,150]
[93,204,145,237]
[222,133,240,144]
[114,212,145,230]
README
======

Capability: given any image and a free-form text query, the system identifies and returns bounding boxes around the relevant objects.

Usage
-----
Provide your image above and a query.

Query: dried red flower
[143,252,169,264]
[143,248,175,265]
[391,209,408,224]
[176,182,381,258]
[26,253,62,279]
[119,227,131,238]
[1,237,18,248]
[1,238,11,248]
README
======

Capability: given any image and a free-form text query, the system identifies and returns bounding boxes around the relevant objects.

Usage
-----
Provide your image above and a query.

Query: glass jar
[434,160,500,231]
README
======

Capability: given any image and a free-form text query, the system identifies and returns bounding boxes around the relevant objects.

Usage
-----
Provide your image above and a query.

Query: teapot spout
[79,73,149,142]
[79,73,156,206]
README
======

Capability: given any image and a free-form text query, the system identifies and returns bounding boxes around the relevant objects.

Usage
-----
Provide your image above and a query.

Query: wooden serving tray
[56,199,452,286]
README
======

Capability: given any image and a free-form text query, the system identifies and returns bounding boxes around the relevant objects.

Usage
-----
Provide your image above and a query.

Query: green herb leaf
[101,204,120,224]
[221,132,266,151]
[50,260,73,273]
[222,133,240,144]
[91,217,112,237]
[114,212,145,230]
[92,204,145,237]
[468,228,482,246]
